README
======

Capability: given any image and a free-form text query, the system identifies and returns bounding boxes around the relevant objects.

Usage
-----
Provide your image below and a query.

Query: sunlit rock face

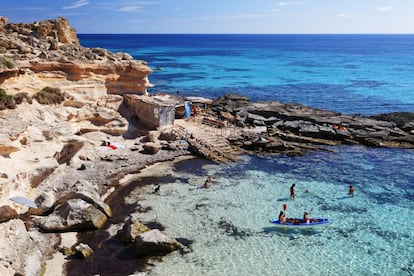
[0,16,153,98]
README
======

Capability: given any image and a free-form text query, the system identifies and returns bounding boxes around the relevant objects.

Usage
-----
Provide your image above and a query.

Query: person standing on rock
[290,183,296,200]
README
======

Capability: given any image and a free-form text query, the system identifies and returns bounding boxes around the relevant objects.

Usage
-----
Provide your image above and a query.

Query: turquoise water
[77,35,414,275]
[136,147,414,276]
[79,34,414,115]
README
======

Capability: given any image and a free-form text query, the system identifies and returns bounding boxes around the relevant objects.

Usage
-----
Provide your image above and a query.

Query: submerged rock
[132,229,182,257]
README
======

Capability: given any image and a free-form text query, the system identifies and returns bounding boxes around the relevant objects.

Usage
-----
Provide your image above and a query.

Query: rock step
[174,119,241,163]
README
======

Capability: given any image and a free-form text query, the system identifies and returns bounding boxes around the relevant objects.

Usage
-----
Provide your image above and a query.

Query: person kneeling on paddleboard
[278,210,288,223]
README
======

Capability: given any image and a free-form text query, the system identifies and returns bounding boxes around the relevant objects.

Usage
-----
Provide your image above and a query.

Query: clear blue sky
[2,0,414,34]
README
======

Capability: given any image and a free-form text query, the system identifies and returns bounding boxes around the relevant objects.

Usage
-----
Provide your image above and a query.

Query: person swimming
[203,180,211,188]
[348,185,355,196]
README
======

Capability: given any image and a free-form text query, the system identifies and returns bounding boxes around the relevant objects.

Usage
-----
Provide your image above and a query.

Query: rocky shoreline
[208,93,414,157]
[1,16,414,276]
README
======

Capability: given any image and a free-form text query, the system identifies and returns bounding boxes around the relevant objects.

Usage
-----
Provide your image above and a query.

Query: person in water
[152,184,160,194]
[290,183,296,200]
[303,212,318,223]
[203,180,211,188]
[348,185,355,196]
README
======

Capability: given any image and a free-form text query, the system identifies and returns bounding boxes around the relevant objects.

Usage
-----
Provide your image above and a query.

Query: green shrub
[13,92,32,104]
[0,88,15,110]
[34,87,65,105]
[0,57,14,69]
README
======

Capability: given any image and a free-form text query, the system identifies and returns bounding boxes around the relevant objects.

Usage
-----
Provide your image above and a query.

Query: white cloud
[377,6,392,12]
[63,0,90,10]
[277,2,287,6]
[117,5,142,12]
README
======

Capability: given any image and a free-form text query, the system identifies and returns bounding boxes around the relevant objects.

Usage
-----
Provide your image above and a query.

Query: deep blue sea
[79,34,414,276]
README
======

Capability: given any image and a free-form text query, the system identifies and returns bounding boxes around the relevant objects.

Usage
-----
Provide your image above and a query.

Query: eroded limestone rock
[132,229,182,257]
[37,198,107,232]
[117,215,150,244]
[0,219,43,276]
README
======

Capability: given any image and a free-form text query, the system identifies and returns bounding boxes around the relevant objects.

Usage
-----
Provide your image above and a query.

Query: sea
[78,34,414,276]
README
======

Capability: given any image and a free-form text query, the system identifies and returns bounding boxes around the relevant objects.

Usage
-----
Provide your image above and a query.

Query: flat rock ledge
[210,93,414,156]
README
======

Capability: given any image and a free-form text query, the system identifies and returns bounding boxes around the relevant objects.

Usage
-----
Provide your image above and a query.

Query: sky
[1,0,414,34]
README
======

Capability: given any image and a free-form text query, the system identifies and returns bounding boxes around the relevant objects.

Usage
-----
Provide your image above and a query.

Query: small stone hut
[124,94,177,129]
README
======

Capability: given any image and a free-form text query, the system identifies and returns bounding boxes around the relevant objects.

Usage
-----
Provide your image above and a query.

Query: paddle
[281,204,289,231]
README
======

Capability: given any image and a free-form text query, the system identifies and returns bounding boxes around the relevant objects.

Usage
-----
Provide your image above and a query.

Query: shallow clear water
[77,34,414,275]
[136,147,414,276]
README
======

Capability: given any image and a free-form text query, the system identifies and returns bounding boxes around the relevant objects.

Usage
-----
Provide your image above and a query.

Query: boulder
[132,229,182,257]
[73,243,94,259]
[117,215,150,243]
[37,198,107,232]
[70,179,112,217]
[34,190,56,210]
[0,205,18,222]
[142,142,160,154]
[0,219,43,276]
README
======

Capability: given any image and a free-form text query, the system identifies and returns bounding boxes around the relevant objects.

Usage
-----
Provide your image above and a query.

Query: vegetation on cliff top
[0,88,15,110]
[0,86,64,110]
[33,87,65,105]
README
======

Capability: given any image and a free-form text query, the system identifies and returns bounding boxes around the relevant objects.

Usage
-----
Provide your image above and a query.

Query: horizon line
[77,33,414,35]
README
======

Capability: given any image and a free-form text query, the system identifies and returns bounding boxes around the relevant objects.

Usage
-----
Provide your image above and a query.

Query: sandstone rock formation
[0,16,153,98]
[0,16,189,276]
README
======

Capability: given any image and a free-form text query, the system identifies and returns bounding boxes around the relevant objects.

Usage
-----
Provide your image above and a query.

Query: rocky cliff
[0,16,153,97]
[0,17,186,275]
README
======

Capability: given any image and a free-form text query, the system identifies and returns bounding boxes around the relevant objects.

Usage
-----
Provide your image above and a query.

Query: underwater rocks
[117,215,183,258]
